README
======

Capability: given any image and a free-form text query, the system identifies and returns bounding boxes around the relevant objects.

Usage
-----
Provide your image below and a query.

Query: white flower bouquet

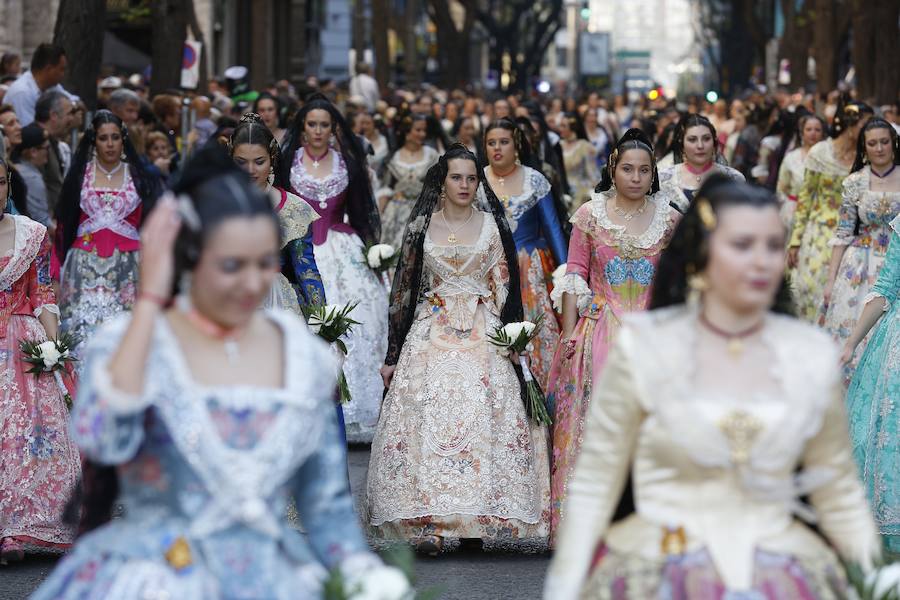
[364,243,398,272]
[20,332,78,408]
[323,545,440,600]
[302,302,360,404]
[846,562,900,600]
[487,314,552,425]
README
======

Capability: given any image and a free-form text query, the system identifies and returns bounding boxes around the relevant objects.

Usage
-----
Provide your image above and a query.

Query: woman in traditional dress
[55,110,159,360]
[547,176,880,599]
[776,114,825,230]
[0,157,80,563]
[280,94,387,444]
[376,113,439,250]
[366,145,551,554]
[545,130,679,540]
[33,149,399,599]
[788,101,874,322]
[658,114,745,214]
[838,134,900,557]
[229,114,344,447]
[558,112,601,209]
[479,118,568,387]
[821,118,900,385]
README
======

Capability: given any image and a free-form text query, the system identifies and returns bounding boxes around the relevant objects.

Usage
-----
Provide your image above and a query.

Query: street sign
[579,32,610,76]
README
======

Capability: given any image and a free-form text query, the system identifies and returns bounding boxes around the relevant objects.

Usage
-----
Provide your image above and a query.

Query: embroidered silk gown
[376,146,439,250]
[33,310,381,599]
[546,306,880,599]
[546,191,678,539]
[0,216,80,549]
[478,166,568,388]
[822,168,900,385]
[263,186,325,315]
[366,215,551,544]
[847,217,900,556]
[59,162,141,361]
[789,139,851,321]
[290,149,389,444]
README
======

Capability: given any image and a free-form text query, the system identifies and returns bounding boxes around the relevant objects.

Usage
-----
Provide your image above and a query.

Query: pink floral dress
[0,216,81,549]
[546,191,678,540]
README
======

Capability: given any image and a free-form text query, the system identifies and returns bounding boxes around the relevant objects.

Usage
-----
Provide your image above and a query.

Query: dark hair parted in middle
[650,174,793,314]
[851,117,900,173]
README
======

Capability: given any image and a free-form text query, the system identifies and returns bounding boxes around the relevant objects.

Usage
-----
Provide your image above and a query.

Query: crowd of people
[0,41,899,599]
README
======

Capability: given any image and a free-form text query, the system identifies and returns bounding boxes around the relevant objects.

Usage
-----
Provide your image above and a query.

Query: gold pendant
[165,536,193,570]
[727,338,743,357]
[661,526,687,556]
[447,233,457,244]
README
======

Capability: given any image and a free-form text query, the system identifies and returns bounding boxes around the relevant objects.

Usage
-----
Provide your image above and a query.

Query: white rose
[38,341,61,369]
[867,564,900,598]
[347,566,411,600]
[367,247,382,269]
[521,321,536,336]
[501,323,525,341]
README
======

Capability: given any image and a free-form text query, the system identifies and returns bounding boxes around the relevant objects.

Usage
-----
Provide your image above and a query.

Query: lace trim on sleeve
[550,272,591,312]
[33,303,60,320]
[863,291,890,312]
[92,359,153,415]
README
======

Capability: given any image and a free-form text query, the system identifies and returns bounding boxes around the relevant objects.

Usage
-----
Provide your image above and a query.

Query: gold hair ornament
[697,197,717,231]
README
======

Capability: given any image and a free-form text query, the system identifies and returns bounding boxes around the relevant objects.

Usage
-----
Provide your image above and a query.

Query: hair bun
[239,112,264,125]
[618,127,653,148]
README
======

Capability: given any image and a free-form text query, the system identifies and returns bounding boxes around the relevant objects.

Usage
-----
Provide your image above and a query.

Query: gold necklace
[612,197,648,221]
[440,208,475,244]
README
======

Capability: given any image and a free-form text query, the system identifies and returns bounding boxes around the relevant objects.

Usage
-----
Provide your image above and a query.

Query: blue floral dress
[847,215,900,556]
[32,310,380,599]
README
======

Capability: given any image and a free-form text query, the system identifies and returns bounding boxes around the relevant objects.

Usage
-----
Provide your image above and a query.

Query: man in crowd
[349,62,379,112]
[5,43,75,126]
[107,88,141,128]
[33,90,74,216]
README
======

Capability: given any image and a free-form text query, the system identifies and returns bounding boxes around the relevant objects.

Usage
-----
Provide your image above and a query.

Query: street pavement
[0,447,550,599]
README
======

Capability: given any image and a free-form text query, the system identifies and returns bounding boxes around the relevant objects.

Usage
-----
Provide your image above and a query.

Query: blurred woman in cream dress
[546,176,879,599]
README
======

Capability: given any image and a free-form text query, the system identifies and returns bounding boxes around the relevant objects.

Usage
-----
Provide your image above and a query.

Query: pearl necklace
[97,161,124,182]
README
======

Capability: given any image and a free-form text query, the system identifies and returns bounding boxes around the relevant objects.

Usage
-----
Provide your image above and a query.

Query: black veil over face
[278,94,381,246]
[385,144,524,367]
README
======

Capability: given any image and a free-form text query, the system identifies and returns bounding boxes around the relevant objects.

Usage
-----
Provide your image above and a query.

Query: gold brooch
[718,410,763,465]
[661,526,686,556]
[164,536,193,571]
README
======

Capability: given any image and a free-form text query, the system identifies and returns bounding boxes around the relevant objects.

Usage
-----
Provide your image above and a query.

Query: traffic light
[580,1,590,20]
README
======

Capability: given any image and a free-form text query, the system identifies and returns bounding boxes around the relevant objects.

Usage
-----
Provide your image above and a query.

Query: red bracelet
[137,290,169,307]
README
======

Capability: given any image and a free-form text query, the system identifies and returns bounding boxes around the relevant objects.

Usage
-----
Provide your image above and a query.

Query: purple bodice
[290,148,355,245]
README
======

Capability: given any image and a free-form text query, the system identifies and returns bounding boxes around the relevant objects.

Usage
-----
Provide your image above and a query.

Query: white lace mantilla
[581,189,672,251]
[290,148,350,205]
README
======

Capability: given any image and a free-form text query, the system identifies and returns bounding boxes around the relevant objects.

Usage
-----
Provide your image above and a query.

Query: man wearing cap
[10,123,51,226]
[5,43,78,126]
[33,90,74,217]
[97,76,123,108]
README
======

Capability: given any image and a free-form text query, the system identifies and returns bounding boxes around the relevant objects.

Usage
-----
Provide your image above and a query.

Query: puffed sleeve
[68,317,152,465]
[829,176,860,247]
[803,382,880,568]
[866,228,900,310]
[789,169,819,248]
[288,399,377,570]
[537,192,568,264]
[550,208,592,313]
[544,326,645,600]
[28,229,59,320]
[286,229,327,310]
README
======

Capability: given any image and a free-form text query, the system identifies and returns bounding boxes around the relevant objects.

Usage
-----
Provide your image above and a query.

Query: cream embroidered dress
[789,139,851,321]
[776,147,807,231]
[822,167,900,385]
[365,215,551,544]
[376,146,439,250]
[545,306,879,599]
